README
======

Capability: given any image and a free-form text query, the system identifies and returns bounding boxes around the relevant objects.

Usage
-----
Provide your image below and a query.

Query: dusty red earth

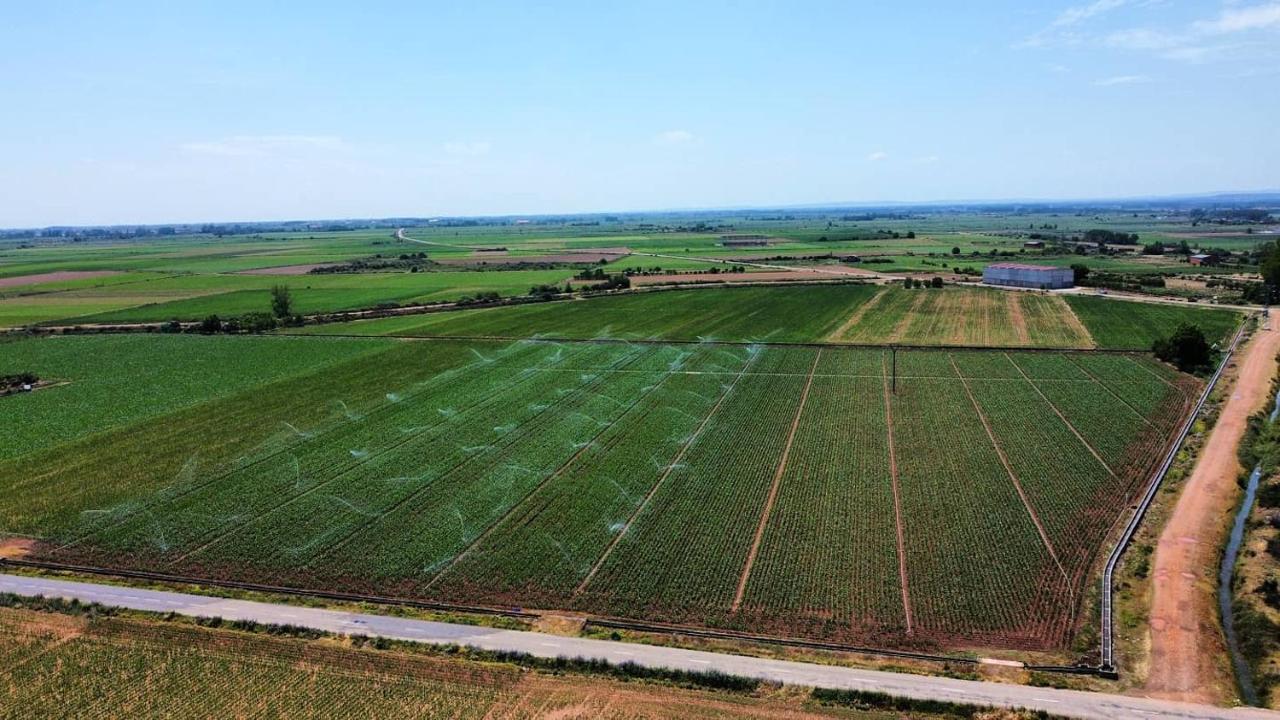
[0,270,122,288]
[0,537,35,559]
[1145,324,1280,704]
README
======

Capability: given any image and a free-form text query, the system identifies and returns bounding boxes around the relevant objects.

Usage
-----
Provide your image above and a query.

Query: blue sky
[1,1,1277,226]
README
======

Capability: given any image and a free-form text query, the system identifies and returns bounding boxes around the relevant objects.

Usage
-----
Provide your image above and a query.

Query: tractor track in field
[282,346,652,570]
[52,341,551,554]
[165,345,641,568]
[881,354,914,633]
[1062,353,1157,427]
[574,349,761,596]
[732,349,821,611]
[949,354,1073,599]
[421,359,685,591]
[1005,353,1117,479]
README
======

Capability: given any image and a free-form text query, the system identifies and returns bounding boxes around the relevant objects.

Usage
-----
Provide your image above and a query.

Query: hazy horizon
[3,1,1277,227]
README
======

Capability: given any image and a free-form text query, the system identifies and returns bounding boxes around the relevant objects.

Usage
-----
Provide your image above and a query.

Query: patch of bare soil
[0,270,122,288]
[1165,277,1208,291]
[0,537,35,559]
[532,614,588,636]
[1144,325,1280,704]
[238,263,341,275]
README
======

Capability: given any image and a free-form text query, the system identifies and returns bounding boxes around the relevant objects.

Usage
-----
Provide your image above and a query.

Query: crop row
[16,340,1199,651]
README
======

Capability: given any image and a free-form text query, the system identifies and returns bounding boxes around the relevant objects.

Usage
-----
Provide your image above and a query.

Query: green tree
[270,285,293,318]
[1152,323,1212,373]
[1259,240,1280,304]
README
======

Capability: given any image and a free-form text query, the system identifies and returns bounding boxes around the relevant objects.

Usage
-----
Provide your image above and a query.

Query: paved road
[3,574,1275,720]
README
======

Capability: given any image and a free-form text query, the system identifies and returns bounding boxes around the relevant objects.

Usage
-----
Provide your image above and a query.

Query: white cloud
[1037,2,1279,63]
[1019,0,1139,46]
[180,135,345,157]
[1092,74,1151,85]
[1105,27,1182,50]
[1053,0,1129,28]
[867,151,889,162]
[1195,3,1280,34]
[653,129,695,146]
[914,155,940,165]
[442,140,492,156]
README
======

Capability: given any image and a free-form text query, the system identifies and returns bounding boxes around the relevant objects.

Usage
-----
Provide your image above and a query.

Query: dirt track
[1145,323,1280,703]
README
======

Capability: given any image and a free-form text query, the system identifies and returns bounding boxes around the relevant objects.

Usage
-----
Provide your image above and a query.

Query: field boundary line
[948,354,1073,598]
[574,348,761,595]
[3,557,1092,672]
[521,366,1140,383]
[169,345,644,566]
[1004,353,1117,479]
[1061,354,1155,426]
[731,349,821,611]
[275,330,1151,354]
[825,288,886,342]
[881,353,913,633]
[420,362,682,590]
[0,558,539,619]
[300,345,652,566]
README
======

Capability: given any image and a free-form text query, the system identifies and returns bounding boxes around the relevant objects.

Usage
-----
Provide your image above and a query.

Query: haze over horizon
[3,1,1277,227]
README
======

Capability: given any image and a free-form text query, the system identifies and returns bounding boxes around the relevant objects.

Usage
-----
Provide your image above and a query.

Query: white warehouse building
[982,263,1074,290]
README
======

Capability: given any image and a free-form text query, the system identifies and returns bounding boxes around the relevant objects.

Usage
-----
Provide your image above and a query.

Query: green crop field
[0,333,1199,651]
[291,284,1240,351]
[1065,295,1243,350]
[0,207,1265,329]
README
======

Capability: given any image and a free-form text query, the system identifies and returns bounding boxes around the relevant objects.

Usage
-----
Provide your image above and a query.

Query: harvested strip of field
[4,338,1201,652]
[825,286,1092,348]
[0,270,122,288]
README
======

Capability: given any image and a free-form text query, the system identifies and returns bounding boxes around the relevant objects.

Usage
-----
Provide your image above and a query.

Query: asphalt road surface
[3,574,1276,720]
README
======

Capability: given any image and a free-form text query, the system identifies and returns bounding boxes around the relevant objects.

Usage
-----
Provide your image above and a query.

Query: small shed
[1189,254,1217,267]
